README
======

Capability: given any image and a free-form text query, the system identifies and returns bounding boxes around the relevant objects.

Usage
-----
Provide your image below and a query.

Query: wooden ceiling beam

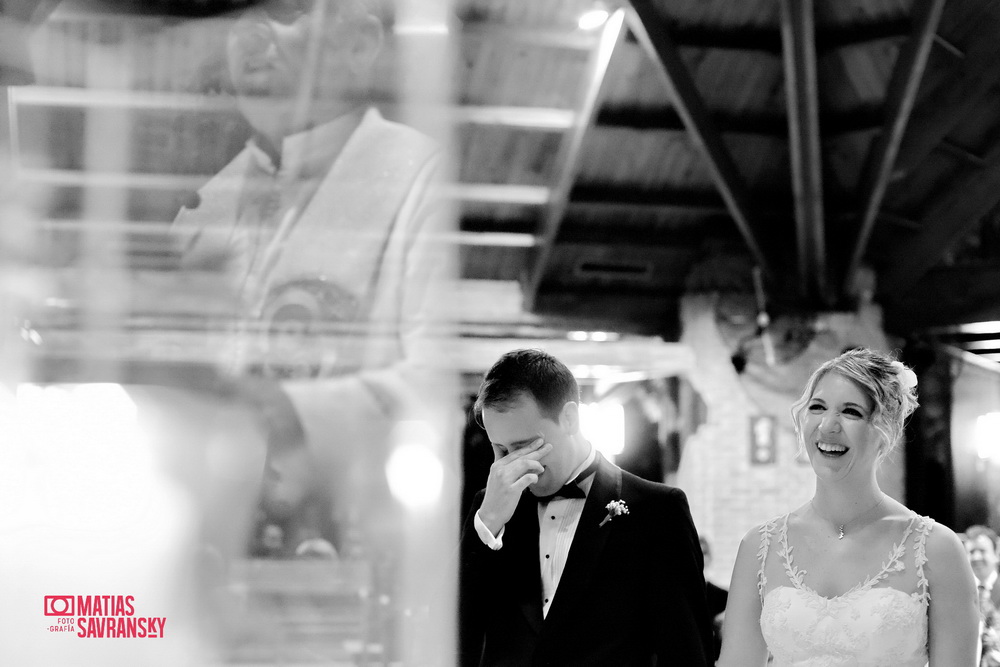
[936,345,1000,372]
[843,0,946,297]
[442,231,538,247]
[12,86,578,131]
[523,9,625,311]
[626,0,774,280]
[892,2,1000,177]
[882,265,1000,334]
[458,22,600,50]
[439,183,550,206]
[596,105,882,137]
[956,339,1000,352]
[456,17,909,54]
[657,17,910,54]
[780,0,827,300]
[566,199,730,218]
[927,321,1000,335]
[570,184,731,213]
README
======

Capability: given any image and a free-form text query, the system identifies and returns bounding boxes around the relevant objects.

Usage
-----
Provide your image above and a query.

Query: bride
[718,348,979,666]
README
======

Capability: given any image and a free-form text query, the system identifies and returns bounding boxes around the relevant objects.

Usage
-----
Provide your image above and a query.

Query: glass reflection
[1,1,457,664]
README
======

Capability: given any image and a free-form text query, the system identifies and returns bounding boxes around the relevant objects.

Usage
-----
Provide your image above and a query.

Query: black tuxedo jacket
[459,453,712,667]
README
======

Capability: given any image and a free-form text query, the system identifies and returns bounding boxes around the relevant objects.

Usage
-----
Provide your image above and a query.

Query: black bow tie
[535,457,600,503]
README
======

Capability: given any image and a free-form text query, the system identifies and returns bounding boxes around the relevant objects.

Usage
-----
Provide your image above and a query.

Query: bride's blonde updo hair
[791,347,919,462]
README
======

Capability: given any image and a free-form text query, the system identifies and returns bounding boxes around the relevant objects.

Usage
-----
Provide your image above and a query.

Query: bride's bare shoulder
[919,517,966,558]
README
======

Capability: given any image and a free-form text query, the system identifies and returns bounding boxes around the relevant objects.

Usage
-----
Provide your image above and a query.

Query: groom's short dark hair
[474,349,579,426]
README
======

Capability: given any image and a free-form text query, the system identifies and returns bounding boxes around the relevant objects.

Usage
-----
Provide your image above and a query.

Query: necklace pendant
[838,524,845,540]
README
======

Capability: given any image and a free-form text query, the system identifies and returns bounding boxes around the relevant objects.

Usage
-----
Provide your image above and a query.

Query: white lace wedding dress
[757,513,933,667]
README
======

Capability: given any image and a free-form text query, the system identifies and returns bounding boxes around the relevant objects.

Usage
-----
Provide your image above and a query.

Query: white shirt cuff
[474,510,504,550]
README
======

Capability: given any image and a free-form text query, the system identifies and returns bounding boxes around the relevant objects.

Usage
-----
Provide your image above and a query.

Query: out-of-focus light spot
[578,9,609,30]
[956,321,1000,335]
[394,21,450,36]
[9,383,153,527]
[15,383,140,448]
[386,421,443,511]
[567,330,620,342]
[976,412,1000,461]
[580,401,624,458]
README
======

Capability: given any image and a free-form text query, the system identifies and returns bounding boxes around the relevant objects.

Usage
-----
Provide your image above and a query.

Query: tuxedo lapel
[544,454,621,627]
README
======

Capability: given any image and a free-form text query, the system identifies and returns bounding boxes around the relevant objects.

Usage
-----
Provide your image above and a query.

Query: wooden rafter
[958,340,1000,352]
[892,1,1000,177]
[570,184,731,214]
[523,9,625,310]
[884,265,1000,332]
[458,17,909,54]
[667,16,911,54]
[843,0,946,297]
[12,85,578,131]
[596,105,882,137]
[626,0,774,280]
[879,138,1000,296]
[780,0,826,299]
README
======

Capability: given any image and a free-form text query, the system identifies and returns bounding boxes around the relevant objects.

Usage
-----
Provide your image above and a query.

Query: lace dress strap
[757,516,782,605]
[912,515,934,604]
[777,513,809,591]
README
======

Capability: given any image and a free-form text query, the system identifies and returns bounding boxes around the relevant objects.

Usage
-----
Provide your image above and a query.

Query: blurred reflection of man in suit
[459,348,712,667]
[173,0,446,541]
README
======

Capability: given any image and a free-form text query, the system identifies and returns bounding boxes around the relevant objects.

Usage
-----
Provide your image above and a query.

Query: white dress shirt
[979,569,998,594]
[474,445,598,618]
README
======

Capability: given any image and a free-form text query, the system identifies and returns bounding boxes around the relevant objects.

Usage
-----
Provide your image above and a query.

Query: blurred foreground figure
[1,0,453,664]
[719,348,979,667]
[174,0,443,469]
[172,0,450,662]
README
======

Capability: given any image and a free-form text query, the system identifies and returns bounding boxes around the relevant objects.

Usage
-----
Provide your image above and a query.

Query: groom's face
[482,392,580,498]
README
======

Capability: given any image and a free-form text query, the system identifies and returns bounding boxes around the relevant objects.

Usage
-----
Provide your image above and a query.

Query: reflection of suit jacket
[175,108,444,455]
[459,453,712,667]
[176,107,439,369]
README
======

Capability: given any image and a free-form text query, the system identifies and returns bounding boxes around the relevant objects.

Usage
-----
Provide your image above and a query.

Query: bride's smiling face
[801,372,882,480]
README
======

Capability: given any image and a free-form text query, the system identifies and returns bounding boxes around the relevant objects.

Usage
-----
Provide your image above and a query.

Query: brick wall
[675,294,903,585]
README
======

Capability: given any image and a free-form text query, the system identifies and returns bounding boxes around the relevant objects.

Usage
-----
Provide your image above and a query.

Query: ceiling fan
[730,266,831,374]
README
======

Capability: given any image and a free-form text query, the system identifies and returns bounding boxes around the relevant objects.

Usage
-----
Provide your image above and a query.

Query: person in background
[964,524,1000,666]
[700,534,728,662]
[719,347,979,666]
[459,348,712,666]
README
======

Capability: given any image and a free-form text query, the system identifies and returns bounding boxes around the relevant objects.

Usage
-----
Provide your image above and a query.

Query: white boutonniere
[599,499,629,527]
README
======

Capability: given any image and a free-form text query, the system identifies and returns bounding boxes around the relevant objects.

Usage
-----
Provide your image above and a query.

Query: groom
[459,348,712,666]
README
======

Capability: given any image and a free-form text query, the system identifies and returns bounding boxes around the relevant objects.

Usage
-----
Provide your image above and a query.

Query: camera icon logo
[43,596,75,616]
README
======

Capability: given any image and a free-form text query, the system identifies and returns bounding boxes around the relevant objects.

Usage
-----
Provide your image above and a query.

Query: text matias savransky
[44,595,166,639]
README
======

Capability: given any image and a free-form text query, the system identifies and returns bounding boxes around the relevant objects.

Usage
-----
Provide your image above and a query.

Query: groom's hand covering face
[477,437,551,535]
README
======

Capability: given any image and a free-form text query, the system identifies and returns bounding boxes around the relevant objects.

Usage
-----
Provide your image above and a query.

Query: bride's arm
[926,522,979,666]
[716,527,769,667]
